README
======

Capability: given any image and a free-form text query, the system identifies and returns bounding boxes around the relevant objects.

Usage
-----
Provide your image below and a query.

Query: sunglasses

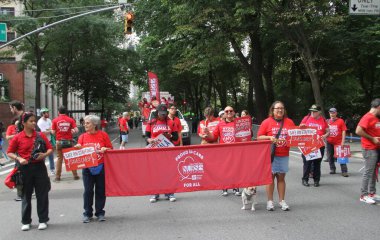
[225,110,234,113]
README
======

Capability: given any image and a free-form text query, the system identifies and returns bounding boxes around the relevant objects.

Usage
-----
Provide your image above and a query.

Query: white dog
[241,187,257,211]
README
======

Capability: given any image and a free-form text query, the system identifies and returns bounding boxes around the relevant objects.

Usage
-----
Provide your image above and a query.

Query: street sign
[349,0,380,15]
[0,23,7,42]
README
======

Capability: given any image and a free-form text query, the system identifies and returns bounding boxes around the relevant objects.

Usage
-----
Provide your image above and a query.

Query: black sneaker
[82,216,92,223]
[302,180,309,187]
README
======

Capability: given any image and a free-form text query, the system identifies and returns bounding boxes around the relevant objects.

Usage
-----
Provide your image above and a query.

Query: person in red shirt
[51,106,79,182]
[100,116,108,132]
[326,108,348,176]
[356,98,380,204]
[205,106,241,196]
[5,118,18,141]
[146,104,179,203]
[258,101,295,211]
[74,115,113,223]
[198,107,219,144]
[7,112,53,231]
[119,112,129,149]
[168,104,183,146]
[299,104,329,187]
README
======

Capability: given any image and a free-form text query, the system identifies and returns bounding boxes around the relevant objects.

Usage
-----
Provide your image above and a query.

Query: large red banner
[104,141,272,196]
[148,72,160,100]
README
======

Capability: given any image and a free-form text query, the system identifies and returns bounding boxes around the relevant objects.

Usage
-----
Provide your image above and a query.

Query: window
[0,7,15,16]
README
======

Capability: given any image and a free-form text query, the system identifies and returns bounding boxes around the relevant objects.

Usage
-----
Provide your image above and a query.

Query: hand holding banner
[62,145,98,171]
[146,134,174,148]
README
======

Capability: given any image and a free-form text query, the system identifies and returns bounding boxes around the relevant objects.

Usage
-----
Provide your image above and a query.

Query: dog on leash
[241,187,257,211]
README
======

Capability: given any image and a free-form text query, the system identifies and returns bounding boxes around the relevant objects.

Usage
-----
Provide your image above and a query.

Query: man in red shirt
[205,106,241,196]
[52,106,79,182]
[326,108,348,177]
[356,98,380,204]
[167,105,182,146]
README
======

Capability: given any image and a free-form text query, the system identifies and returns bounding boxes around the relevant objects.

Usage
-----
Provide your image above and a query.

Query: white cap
[218,110,224,117]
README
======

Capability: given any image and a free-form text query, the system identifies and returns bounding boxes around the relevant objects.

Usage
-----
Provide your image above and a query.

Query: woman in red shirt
[7,112,53,231]
[75,115,113,223]
[198,107,219,144]
[258,101,295,211]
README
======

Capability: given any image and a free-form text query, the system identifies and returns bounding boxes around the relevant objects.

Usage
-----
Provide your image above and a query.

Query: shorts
[121,134,129,143]
[272,156,289,173]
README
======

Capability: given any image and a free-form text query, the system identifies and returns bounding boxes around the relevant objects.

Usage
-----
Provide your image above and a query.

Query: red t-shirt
[327,118,347,145]
[358,112,380,150]
[7,131,52,163]
[100,119,108,128]
[257,117,296,157]
[301,115,328,136]
[145,118,178,140]
[119,118,129,132]
[212,120,236,144]
[52,114,77,140]
[198,117,219,143]
[6,125,17,137]
[168,116,182,146]
[78,131,113,164]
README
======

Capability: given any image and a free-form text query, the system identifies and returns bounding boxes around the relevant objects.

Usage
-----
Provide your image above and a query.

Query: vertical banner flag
[148,72,160,101]
[104,141,272,196]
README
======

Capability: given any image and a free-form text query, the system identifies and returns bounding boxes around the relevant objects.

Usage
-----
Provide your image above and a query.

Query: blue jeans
[82,168,106,218]
[47,152,55,171]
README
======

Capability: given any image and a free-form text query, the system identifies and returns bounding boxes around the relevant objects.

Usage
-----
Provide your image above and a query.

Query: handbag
[271,119,284,163]
[89,163,104,175]
[4,167,23,189]
[59,139,72,148]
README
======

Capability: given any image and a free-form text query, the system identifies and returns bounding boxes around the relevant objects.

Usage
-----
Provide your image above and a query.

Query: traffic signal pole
[0,4,130,49]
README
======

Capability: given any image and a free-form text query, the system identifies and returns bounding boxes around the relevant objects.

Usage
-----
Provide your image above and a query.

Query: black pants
[21,162,51,224]
[326,142,348,173]
[82,168,106,218]
[302,147,325,183]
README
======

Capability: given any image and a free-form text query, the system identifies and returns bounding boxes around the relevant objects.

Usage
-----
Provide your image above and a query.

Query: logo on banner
[176,150,204,188]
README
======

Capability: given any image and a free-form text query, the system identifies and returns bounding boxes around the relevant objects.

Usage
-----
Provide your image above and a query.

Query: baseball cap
[218,110,224,117]
[156,104,168,114]
[40,108,49,113]
[309,104,321,112]
[329,108,337,113]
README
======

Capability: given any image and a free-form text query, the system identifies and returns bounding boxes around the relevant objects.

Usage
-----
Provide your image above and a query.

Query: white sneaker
[279,200,290,211]
[38,222,48,230]
[21,224,30,231]
[369,193,380,201]
[169,196,176,202]
[266,200,275,211]
[221,190,228,196]
[50,170,55,176]
[360,195,376,204]
[149,197,157,203]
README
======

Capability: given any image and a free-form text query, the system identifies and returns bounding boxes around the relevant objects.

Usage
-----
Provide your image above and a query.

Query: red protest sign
[334,145,351,158]
[287,127,321,147]
[62,145,98,171]
[234,116,252,142]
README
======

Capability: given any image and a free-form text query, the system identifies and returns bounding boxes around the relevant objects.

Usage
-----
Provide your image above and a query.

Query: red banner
[148,72,160,100]
[234,116,252,142]
[104,141,272,196]
[334,145,351,158]
[63,145,98,171]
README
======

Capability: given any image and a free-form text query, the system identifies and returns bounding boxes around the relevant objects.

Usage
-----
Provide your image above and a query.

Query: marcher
[75,115,113,223]
[37,108,55,176]
[168,104,183,146]
[345,115,356,143]
[257,101,295,211]
[7,112,53,231]
[198,107,219,144]
[356,98,380,204]
[119,112,129,150]
[100,116,108,132]
[204,106,241,196]
[52,106,80,182]
[326,108,348,177]
[145,104,179,203]
[299,104,329,187]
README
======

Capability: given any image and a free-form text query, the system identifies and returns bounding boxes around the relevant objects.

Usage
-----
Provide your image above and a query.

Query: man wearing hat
[299,104,330,187]
[37,108,55,175]
[326,108,348,177]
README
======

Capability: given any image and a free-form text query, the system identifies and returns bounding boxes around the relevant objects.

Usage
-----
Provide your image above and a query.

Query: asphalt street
[0,127,379,240]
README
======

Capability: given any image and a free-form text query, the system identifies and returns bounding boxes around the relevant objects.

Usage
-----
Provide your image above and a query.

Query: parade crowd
[2,97,380,231]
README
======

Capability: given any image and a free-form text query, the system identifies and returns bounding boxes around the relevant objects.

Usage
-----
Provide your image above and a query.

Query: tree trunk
[34,48,42,111]
[264,47,275,104]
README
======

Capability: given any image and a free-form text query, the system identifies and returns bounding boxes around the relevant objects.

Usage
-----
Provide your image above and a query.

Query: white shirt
[37,117,52,137]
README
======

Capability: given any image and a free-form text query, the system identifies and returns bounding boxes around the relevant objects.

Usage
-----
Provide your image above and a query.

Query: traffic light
[124,12,134,35]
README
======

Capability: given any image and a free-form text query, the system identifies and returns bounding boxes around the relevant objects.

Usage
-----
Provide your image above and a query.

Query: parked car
[143,109,191,145]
